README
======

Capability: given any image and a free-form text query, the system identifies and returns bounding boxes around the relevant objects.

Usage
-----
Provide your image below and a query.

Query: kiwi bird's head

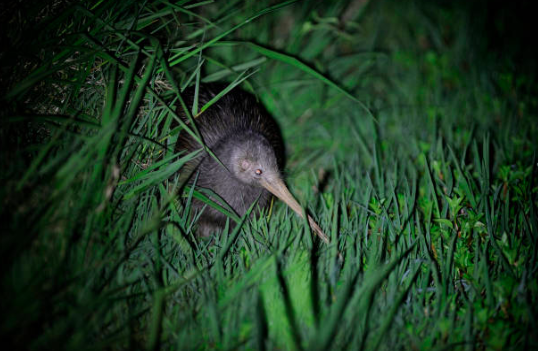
[227,132,308,227]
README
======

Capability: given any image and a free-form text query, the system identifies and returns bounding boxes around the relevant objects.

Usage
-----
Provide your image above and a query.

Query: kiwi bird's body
[178,86,284,236]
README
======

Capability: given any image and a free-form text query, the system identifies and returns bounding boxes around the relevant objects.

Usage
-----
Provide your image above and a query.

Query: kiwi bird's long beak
[261,176,329,244]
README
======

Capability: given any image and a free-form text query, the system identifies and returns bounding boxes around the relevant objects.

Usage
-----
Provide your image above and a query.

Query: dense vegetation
[1,0,536,349]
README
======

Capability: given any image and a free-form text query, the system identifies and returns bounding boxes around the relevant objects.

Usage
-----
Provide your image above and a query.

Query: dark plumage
[177,85,328,242]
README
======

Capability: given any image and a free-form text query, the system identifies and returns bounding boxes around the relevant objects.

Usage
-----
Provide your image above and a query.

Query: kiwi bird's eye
[255,169,263,176]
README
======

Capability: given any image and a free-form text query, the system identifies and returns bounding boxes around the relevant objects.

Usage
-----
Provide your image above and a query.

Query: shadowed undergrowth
[1,0,537,350]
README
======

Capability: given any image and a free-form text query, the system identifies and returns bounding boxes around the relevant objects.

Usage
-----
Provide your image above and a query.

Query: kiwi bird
[177,85,328,243]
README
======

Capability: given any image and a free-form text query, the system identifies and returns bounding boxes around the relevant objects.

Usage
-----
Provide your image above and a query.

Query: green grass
[1,0,537,350]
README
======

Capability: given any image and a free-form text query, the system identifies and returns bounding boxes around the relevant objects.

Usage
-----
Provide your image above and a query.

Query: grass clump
[1,0,536,350]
